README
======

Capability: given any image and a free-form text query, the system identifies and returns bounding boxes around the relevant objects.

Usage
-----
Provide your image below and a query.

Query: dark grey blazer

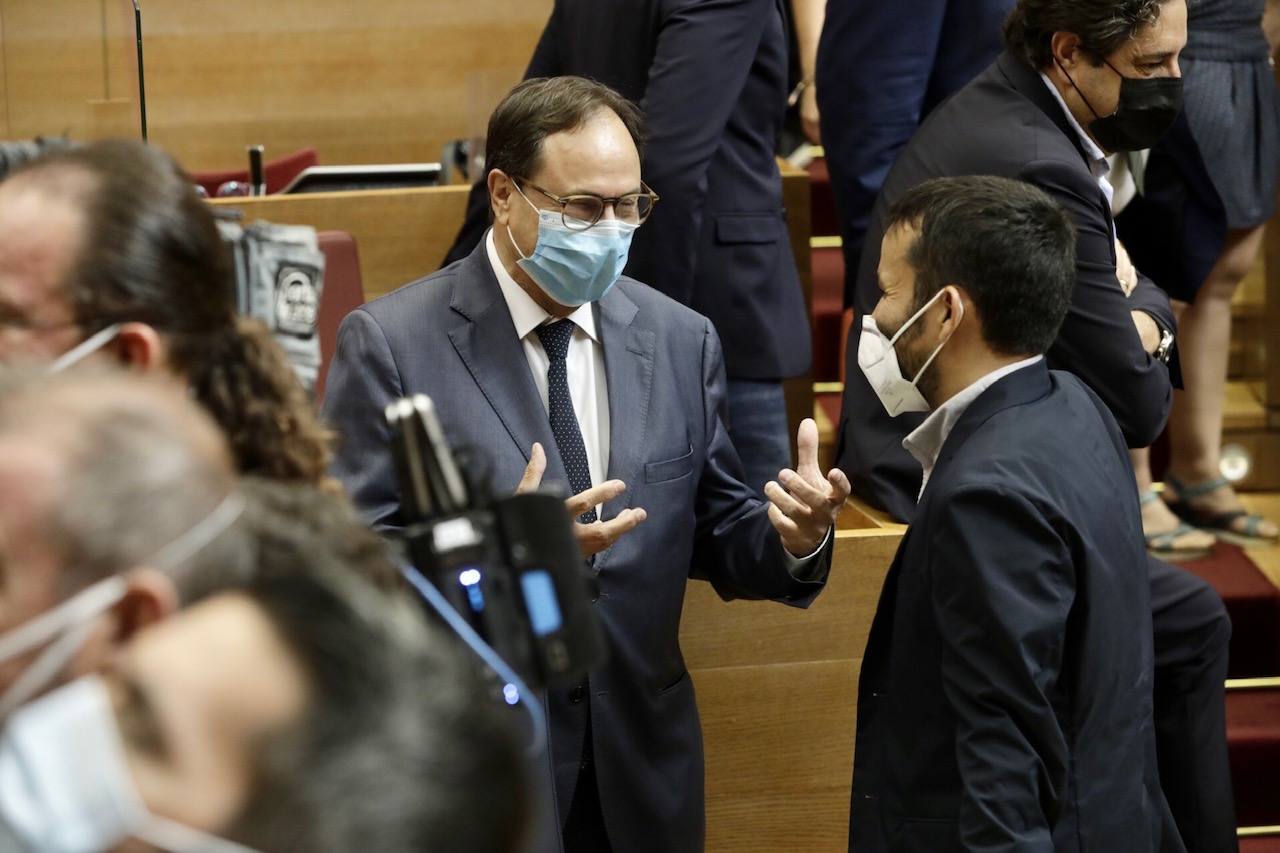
[320,242,831,853]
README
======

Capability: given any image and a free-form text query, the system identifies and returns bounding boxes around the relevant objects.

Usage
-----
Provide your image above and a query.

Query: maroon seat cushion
[808,157,840,238]
[812,245,845,383]
[315,231,364,402]
[1228,688,1280,827]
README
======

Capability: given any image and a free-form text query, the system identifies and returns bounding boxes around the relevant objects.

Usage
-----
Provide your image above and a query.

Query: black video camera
[386,394,606,689]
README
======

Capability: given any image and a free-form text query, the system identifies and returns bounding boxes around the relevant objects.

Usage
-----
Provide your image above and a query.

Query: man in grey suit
[321,76,850,853]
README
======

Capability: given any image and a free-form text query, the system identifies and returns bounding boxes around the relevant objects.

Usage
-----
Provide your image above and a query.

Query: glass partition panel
[0,0,144,143]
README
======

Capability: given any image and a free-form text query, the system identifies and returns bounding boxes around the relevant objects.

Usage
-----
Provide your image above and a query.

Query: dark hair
[884,176,1077,357]
[236,476,402,591]
[484,76,644,181]
[1003,0,1170,68]
[6,140,333,486]
[229,568,528,853]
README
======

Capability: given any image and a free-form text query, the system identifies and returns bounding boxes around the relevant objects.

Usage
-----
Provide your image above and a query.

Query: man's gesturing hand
[764,420,851,557]
[516,443,648,557]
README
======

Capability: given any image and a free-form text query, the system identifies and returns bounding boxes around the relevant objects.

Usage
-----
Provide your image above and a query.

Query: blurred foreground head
[0,366,248,712]
[0,565,529,853]
[0,138,331,485]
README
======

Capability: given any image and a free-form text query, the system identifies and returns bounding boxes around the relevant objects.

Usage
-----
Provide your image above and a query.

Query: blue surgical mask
[507,186,637,307]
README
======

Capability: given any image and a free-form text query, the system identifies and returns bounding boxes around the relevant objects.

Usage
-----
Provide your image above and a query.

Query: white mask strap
[47,323,123,373]
[0,611,114,718]
[907,293,964,387]
[887,289,944,348]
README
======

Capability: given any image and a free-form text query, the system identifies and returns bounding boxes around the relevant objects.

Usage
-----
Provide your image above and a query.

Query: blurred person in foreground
[0,563,528,853]
[0,138,332,486]
[0,367,249,717]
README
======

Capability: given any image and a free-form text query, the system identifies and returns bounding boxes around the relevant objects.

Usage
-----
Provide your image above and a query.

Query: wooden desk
[682,502,904,852]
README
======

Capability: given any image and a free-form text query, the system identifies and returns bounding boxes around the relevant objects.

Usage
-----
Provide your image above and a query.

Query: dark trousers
[562,708,613,853]
[1149,555,1237,853]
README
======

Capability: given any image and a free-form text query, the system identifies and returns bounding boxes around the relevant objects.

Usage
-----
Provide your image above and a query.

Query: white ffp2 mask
[857,289,961,417]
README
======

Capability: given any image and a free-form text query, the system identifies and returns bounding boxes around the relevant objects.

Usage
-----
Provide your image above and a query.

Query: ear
[112,567,181,641]
[114,322,166,372]
[488,169,515,227]
[1050,31,1085,73]
[940,285,967,333]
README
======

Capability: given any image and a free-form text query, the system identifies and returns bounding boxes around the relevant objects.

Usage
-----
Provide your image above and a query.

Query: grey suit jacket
[320,241,832,853]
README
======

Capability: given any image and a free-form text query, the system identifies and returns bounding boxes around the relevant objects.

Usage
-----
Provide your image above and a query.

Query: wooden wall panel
[142,1,551,171]
[0,0,143,141]
[682,526,902,853]
[0,1,550,171]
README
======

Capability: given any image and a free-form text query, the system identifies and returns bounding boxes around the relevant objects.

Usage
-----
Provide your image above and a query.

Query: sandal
[1140,490,1215,559]
[1163,474,1279,546]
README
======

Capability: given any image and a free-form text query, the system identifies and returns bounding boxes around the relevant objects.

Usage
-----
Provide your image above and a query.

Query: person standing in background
[815,0,1015,306]
[443,0,811,495]
[1117,0,1280,551]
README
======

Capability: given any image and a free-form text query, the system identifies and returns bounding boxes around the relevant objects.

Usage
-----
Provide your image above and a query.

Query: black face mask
[1058,57,1183,152]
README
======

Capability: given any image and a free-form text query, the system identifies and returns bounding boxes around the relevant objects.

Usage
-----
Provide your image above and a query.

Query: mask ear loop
[906,289,965,387]
[0,603,122,718]
[505,180,542,262]
[0,492,245,721]
[1054,56,1109,121]
[47,323,124,374]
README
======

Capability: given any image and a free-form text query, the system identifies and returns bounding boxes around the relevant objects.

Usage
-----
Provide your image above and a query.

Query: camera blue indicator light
[503,684,521,705]
[520,570,563,637]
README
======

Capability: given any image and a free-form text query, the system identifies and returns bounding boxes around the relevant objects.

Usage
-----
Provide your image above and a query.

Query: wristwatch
[1155,327,1175,364]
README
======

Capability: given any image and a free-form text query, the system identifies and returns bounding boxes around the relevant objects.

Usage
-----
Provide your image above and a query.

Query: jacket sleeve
[624,0,773,305]
[688,318,831,605]
[928,486,1073,853]
[319,308,405,531]
[1022,158,1173,447]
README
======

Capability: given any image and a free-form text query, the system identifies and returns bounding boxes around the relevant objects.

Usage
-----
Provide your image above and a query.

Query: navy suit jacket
[835,53,1176,523]
[816,0,1014,307]
[444,0,810,381]
[320,242,831,853]
[851,362,1169,852]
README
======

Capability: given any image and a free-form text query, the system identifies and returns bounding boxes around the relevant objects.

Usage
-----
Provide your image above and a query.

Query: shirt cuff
[784,526,833,581]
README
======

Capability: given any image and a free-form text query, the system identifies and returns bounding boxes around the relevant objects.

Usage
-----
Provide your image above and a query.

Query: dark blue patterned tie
[535,319,597,524]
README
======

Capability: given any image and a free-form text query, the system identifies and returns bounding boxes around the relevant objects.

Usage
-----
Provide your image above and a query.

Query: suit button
[569,684,586,704]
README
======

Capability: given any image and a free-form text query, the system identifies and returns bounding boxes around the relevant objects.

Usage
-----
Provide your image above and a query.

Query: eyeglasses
[519,179,660,231]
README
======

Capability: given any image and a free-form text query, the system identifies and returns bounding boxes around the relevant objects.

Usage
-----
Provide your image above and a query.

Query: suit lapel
[597,285,655,527]
[929,360,1054,491]
[446,246,570,487]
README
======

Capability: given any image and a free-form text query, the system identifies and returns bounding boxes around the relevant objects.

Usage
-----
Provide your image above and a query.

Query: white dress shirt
[487,229,610,490]
[1039,72,1115,214]
[903,356,1044,500]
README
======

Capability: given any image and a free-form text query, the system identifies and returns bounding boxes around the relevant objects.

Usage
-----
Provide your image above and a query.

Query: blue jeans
[724,379,791,497]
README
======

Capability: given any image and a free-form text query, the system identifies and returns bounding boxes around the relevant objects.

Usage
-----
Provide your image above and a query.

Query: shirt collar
[903,355,1044,489]
[1038,72,1111,179]
[485,228,599,342]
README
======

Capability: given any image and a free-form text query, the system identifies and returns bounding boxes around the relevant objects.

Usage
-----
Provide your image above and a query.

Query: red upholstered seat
[191,147,319,197]
[812,245,845,383]
[315,231,364,402]
[807,157,840,238]
[1227,687,1280,827]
